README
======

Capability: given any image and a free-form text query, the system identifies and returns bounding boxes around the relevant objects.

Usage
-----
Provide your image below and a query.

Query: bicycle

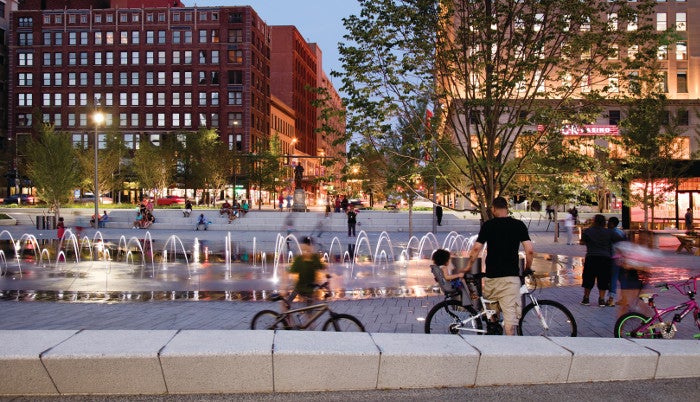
[425,268,577,336]
[250,280,366,332]
[614,275,700,339]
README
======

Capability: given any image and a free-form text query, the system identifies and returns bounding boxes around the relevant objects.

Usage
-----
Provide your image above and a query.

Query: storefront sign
[537,124,619,136]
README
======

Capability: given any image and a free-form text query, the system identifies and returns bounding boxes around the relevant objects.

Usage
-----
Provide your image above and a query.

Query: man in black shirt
[467,196,534,335]
[346,204,358,237]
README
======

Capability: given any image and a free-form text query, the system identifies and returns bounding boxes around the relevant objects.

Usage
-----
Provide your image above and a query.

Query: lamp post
[93,111,104,229]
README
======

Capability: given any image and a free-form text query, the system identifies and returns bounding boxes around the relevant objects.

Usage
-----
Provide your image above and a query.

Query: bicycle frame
[449,283,549,335]
[631,277,699,337]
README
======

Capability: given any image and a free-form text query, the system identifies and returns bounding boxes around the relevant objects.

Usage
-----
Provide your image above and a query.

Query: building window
[158,71,166,85]
[131,51,139,64]
[173,51,181,64]
[658,45,668,60]
[173,31,181,44]
[184,92,192,105]
[228,50,243,63]
[131,72,139,85]
[184,50,192,64]
[677,110,689,126]
[43,32,51,45]
[656,13,667,31]
[158,93,166,106]
[80,32,88,45]
[18,73,33,86]
[608,110,621,125]
[106,51,114,65]
[676,13,686,31]
[199,29,207,43]
[158,31,166,44]
[106,31,114,45]
[184,31,192,44]
[211,92,219,106]
[228,90,243,105]
[173,71,181,85]
[228,71,243,85]
[158,51,166,64]
[173,92,180,106]
[80,52,88,65]
[199,93,207,106]
[94,31,102,45]
[18,53,33,66]
[676,41,687,60]
[54,72,62,85]
[228,29,243,43]
[17,93,32,106]
[229,13,242,23]
[132,31,140,44]
[146,31,154,44]
[212,71,220,84]
[677,71,688,93]
[212,50,220,64]
[18,33,33,46]
[212,30,219,43]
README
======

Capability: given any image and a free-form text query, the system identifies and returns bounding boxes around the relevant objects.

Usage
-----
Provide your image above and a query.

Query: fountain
[1,227,654,303]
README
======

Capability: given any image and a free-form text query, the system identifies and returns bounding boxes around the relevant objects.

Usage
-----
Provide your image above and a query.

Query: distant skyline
[182,0,361,87]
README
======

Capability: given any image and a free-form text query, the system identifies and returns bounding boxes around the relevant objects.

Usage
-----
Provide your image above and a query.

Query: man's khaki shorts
[483,276,522,329]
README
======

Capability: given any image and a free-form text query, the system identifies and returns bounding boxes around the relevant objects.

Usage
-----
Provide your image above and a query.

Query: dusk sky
[182,1,362,86]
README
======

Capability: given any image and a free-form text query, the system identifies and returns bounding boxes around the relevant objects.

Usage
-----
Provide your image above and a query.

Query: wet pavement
[0,219,699,339]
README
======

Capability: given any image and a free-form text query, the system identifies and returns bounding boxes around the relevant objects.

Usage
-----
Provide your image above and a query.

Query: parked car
[3,194,40,205]
[157,195,186,205]
[348,199,367,209]
[75,193,114,204]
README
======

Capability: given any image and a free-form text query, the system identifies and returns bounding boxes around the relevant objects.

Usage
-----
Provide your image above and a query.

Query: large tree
[338,0,660,220]
[25,124,81,218]
[77,127,127,200]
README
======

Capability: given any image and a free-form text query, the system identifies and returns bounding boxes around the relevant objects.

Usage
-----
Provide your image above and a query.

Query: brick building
[9,0,270,174]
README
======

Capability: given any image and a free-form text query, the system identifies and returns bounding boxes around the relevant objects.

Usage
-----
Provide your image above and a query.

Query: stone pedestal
[292,188,307,212]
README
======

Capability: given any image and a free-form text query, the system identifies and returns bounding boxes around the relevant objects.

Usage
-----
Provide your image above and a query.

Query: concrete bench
[1,330,699,396]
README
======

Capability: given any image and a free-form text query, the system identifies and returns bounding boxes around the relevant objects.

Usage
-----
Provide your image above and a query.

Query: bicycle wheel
[519,300,577,337]
[250,310,286,330]
[425,299,483,334]
[322,313,365,332]
[614,312,653,338]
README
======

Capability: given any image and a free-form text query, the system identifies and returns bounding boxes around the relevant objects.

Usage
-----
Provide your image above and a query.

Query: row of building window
[16,90,246,108]
[18,28,246,46]
[17,69,249,87]
[17,111,247,130]
[32,10,226,27]
[18,49,233,66]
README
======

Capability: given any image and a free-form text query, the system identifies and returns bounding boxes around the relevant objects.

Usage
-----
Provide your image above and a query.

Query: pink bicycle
[614,275,700,339]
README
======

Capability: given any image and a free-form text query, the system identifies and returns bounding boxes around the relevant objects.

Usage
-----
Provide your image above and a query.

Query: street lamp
[93,111,104,229]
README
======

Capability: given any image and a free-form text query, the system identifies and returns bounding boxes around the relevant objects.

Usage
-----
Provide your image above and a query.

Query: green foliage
[339,0,662,220]
[24,124,81,217]
[131,136,177,200]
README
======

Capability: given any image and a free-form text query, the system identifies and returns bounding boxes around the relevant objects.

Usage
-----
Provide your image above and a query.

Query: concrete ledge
[0,330,78,395]
[550,337,658,382]
[371,332,479,389]
[631,339,700,379]
[464,335,572,386]
[41,330,177,395]
[273,331,380,392]
[1,331,699,396]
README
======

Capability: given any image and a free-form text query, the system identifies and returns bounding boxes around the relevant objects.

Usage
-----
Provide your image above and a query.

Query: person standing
[466,196,534,336]
[606,216,626,307]
[183,199,192,217]
[685,208,694,233]
[340,195,349,212]
[346,204,358,237]
[56,217,65,240]
[435,202,443,226]
[564,209,576,245]
[580,214,622,307]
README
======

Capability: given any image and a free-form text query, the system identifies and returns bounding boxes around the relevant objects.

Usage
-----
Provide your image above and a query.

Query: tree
[77,127,127,200]
[24,124,81,219]
[131,137,177,202]
[614,95,685,230]
[249,136,285,210]
[338,0,661,220]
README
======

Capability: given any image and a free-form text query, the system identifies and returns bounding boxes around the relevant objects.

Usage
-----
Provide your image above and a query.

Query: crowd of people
[219,199,248,222]
[133,199,156,229]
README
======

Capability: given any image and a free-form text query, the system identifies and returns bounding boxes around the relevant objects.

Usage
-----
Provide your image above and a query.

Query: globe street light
[93,111,105,229]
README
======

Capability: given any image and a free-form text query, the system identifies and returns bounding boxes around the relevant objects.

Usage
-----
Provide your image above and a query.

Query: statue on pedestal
[294,164,304,189]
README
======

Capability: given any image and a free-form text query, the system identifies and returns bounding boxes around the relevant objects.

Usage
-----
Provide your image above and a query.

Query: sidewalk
[1,210,698,339]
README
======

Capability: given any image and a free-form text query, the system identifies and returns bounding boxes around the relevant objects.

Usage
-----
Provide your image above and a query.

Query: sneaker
[606,297,615,307]
[580,297,590,306]
[598,298,606,307]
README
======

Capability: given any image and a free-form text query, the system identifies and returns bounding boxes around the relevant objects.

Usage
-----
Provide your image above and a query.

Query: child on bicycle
[432,249,472,306]
[288,236,326,302]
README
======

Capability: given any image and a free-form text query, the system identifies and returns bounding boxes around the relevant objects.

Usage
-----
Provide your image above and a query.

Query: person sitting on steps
[195,213,209,231]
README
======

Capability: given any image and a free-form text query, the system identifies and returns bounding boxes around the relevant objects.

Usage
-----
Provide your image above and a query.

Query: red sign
[537,124,619,136]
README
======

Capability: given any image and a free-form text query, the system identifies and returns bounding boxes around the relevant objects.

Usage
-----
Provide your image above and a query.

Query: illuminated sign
[537,124,619,136]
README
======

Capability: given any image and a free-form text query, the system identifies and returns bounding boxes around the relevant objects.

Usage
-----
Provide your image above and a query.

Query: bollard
[36,216,46,229]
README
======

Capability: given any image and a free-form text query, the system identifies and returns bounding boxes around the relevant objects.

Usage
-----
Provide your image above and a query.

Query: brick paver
[1,210,698,339]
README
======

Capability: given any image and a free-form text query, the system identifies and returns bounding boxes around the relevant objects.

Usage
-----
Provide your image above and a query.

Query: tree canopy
[338,0,662,219]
